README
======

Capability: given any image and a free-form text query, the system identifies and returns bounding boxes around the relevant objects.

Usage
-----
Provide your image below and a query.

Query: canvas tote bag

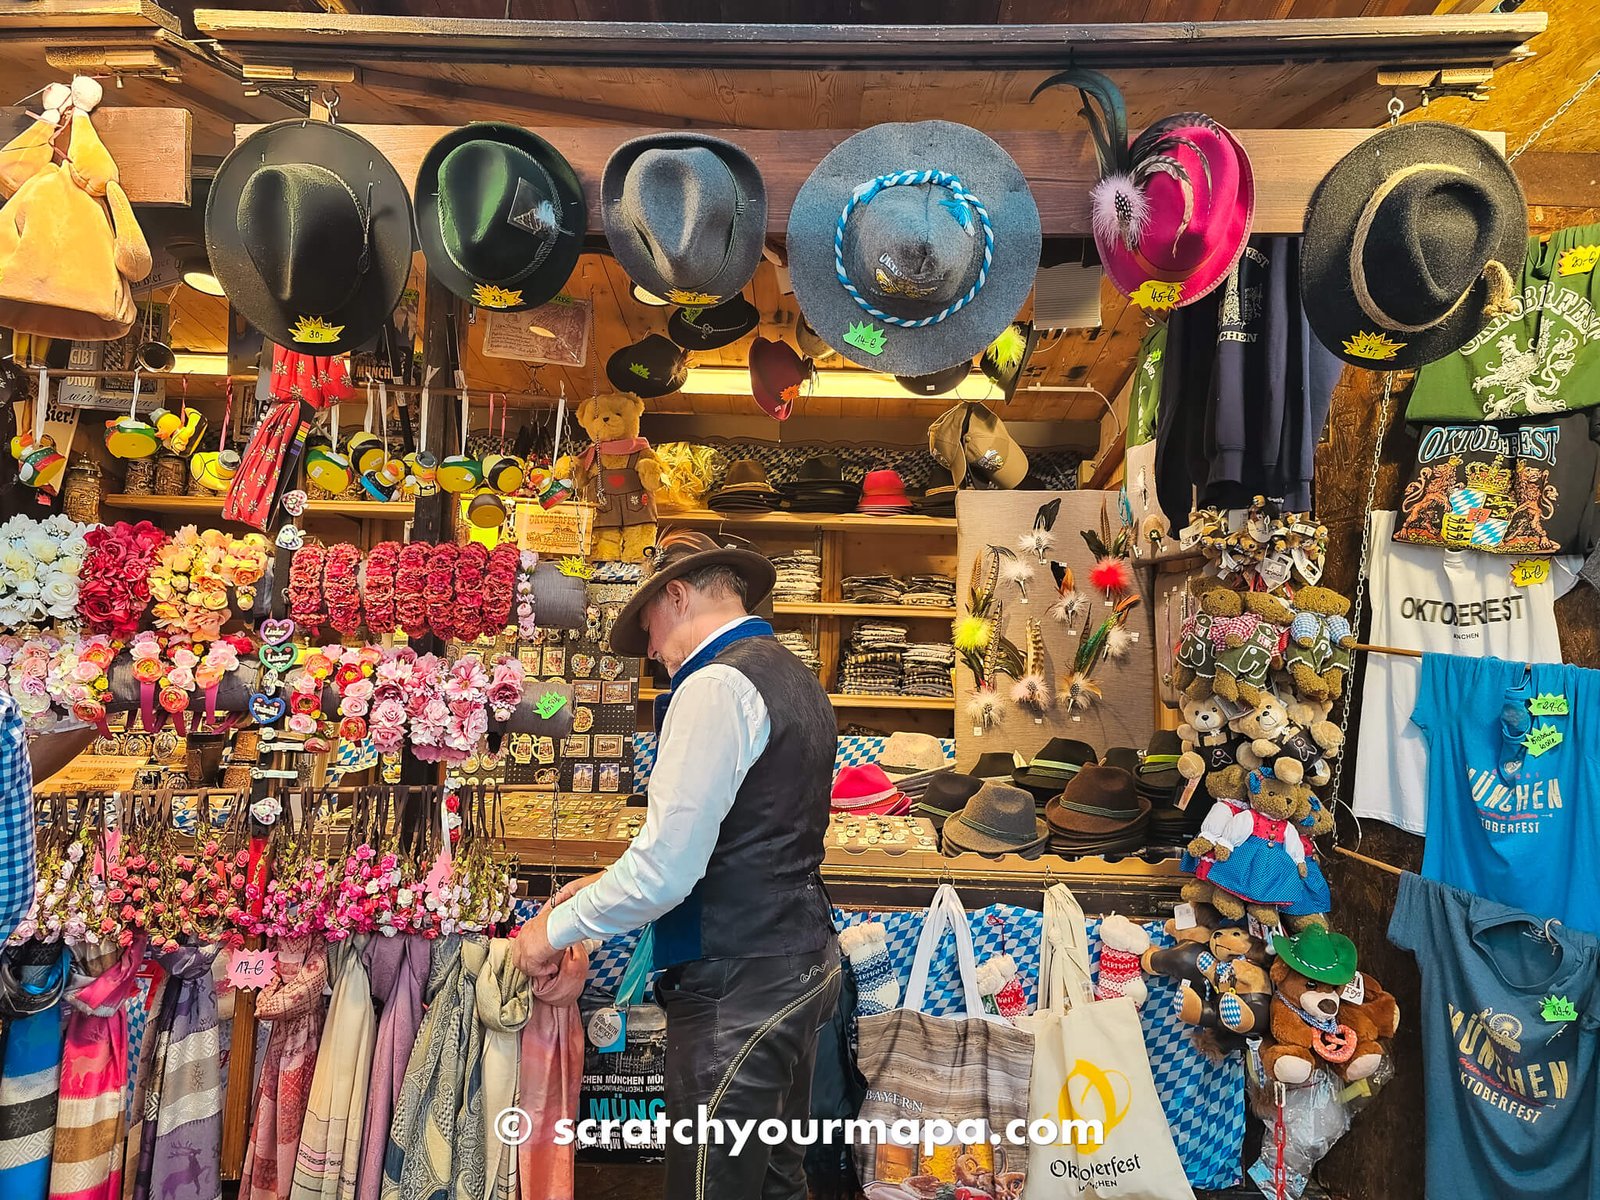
[1020,885,1194,1200]
[854,885,1035,1194]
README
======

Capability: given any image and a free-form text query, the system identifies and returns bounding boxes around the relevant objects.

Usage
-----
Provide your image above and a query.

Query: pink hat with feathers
[1033,71,1254,307]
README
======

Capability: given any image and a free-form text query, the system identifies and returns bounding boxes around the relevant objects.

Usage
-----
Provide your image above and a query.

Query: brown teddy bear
[1143,910,1273,1048]
[558,393,663,562]
[1171,588,1234,699]
[1211,590,1293,706]
[1265,960,1398,1085]
[1284,586,1356,703]
[1177,693,1230,781]
[1232,694,1332,789]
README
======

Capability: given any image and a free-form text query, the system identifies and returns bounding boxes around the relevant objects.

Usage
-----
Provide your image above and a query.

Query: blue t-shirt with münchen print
[1414,653,1600,935]
[1390,873,1600,1200]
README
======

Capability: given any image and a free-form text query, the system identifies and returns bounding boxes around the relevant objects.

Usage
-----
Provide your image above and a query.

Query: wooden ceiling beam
[192,11,1546,72]
[357,65,711,128]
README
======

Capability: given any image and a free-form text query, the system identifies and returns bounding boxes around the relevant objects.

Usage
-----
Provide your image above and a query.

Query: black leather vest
[652,635,837,968]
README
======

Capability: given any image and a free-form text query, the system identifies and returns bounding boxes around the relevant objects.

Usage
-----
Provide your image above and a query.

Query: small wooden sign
[39,754,148,792]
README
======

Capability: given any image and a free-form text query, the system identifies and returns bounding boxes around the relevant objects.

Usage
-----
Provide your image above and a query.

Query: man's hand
[512,906,561,979]
[549,870,604,909]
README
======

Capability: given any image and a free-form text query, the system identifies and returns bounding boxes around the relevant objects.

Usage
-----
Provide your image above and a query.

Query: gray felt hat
[603,134,768,308]
[787,121,1041,377]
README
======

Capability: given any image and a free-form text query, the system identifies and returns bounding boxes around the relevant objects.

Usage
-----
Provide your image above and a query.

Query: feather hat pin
[1083,501,1136,601]
[1011,617,1051,723]
[1058,594,1142,712]
[997,545,1035,604]
[1031,68,1254,307]
[1018,497,1061,563]
[1048,561,1086,627]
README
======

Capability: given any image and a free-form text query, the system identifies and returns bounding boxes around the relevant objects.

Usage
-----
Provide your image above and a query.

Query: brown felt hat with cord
[1301,121,1527,370]
[610,527,776,657]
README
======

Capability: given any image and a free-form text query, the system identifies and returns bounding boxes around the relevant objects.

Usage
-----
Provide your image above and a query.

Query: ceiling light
[169,239,224,296]
[679,365,1005,401]
[168,352,230,376]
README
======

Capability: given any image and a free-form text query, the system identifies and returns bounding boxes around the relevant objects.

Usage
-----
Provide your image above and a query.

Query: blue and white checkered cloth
[633,733,955,789]
[559,899,1243,1189]
[0,696,36,945]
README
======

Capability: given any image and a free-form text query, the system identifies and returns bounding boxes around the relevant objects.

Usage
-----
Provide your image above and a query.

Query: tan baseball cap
[927,402,1028,490]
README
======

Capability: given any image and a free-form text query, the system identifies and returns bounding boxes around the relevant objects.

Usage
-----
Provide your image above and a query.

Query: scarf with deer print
[131,943,222,1200]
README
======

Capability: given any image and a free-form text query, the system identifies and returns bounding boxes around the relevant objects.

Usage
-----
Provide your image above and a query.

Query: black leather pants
[656,943,842,1200]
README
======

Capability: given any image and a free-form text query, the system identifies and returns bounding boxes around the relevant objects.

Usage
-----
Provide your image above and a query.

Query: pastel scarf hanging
[132,944,222,1200]
[119,962,167,1200]
[0,942,71,1200]
[516,943,587,1200]
[452,937,491,1200]
[291,937,376,1200]
[474,941,530,1200]
[241,938,328,1200]
[380,935,466,1200]
[48,938,145,1200]
[352,936,424,1200]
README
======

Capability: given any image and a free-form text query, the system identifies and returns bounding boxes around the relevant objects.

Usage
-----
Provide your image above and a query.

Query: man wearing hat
[513,528,840,1199]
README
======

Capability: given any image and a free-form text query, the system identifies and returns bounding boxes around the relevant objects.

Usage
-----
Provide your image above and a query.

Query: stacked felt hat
[876,732,954,801]
[858,468,913,515]
[942,781,1048,860]
[913,771,984,832]
[783,453,861,514]
[1140,729,1206,844]
[962,751,1021,782]
[913,464,958,517]
[1045,764,1151,858]
[707,459,782,512]
[1011,738,1098,809]
[831,763,910,817]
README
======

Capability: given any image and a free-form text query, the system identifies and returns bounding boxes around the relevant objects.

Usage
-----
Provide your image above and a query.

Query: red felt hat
[831,763,910,814]
[858,468,911,512]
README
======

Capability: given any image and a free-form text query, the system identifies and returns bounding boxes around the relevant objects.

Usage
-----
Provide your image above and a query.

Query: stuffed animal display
[557,393,663,562]
[1262,926,1399,1086]
[1141,904,1273,1055]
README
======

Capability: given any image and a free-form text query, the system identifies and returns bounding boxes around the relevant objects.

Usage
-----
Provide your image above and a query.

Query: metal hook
[1387,94,1404,126]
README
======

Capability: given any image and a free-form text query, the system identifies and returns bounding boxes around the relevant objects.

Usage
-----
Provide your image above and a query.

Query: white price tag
[1173,902,1197,931]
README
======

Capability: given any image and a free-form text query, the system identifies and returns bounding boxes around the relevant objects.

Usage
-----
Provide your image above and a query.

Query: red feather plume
[1089,555,1134,597]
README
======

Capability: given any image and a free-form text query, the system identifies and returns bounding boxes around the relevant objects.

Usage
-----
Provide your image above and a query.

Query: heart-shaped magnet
[250,693,287,725]
[276,524,305,550]
[281,489,309,516]
[259,643,298,672]
[260,617,296,646]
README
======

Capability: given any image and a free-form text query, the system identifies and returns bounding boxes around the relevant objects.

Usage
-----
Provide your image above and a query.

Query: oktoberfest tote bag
[1020,885,1194,1200]
[854,885,1035,1194]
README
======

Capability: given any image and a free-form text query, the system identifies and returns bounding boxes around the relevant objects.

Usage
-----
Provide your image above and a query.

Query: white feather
[1049,593,1086,626]
[1017,530,1055,561]
[1105,624,1135,660]
[967,690,1002,731]
[1000,558,1035,590]
[1090,174,1150,250]
[1011,673,1051,714]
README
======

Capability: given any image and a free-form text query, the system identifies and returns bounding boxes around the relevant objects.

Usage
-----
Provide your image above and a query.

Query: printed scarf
[452,939,489,1200]
[240,937,327,1200]
[132,944,221,1200]
[381,935,467,1200]
[516,943,587,1200]
[472,940,530,1200]
[0,942,70,1200]
[291,937,376,1200]
[352,935,424,1200]
[47,938,145,1200]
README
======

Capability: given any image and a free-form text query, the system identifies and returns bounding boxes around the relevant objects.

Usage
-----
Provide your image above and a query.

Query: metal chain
[1508,63,1600,162]
[1327,370,1395,849]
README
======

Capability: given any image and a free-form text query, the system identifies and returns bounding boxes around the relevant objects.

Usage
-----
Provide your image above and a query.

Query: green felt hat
[1272,925,1358,986]
[415,123,586,313]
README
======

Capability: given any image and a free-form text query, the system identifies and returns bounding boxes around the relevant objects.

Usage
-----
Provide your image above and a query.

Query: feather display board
[954,490,1157,763]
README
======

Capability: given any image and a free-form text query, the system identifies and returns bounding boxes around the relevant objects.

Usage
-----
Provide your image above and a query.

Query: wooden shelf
[102,494,415,520]
[639,686,953,712]
[661,509,955,535]
[774,602,956,619]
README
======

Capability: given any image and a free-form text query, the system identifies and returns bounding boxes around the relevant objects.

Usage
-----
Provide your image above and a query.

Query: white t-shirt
[1351,510,1563,834]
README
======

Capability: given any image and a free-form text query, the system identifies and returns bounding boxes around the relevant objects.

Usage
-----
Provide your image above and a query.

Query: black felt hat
[1301,121,1528,370]
[206,121,415,355]
[1012,738,1098,798]
[414,123,585,314]
[667,295,760,351]
[606,334,689,398]
[896,360,973,397]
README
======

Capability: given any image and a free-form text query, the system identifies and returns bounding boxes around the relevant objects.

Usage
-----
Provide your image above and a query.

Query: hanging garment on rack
[1353,511,1562,835]
[130,944,221,1200]
[1390,872,1600,1200]
[352,936,423,1200]
[380,935,468,1200]
[0,942,70,1200]
[517,942,587,1200]
[472,940,530,1200]
[1415,653,1600,933]
[48,937,145,1200]
[241,937,328,1200]
[291,937,377,1200]
[453,938,490,1200]
[120,959,167,1194]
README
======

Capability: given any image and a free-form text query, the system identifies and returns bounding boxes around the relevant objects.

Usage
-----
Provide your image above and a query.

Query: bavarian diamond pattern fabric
[556,899,1243,1188]
[633,733,955,789]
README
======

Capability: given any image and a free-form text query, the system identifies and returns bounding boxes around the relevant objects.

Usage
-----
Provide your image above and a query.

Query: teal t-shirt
[1415,653,1600,933]
[1407,224,1600,422]
[1390,872,1600,1200]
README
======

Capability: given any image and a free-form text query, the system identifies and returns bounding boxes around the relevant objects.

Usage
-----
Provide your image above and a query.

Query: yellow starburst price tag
[1511,558,1550,587]
[1129,279,1183,311]
[1558,245,1600,276]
